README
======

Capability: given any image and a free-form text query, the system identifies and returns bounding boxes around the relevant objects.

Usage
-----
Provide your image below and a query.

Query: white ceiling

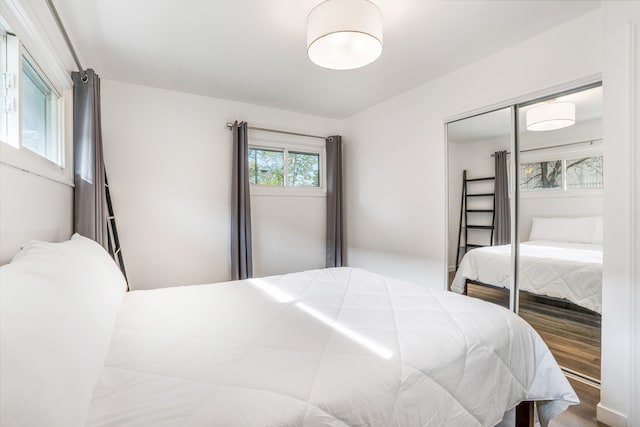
[35,0,600,118]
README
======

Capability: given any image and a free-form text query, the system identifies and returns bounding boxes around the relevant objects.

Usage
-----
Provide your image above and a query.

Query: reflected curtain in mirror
[231,121,253,280]
[494,150,511,245]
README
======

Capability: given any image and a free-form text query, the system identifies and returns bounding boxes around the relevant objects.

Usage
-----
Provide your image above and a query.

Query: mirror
[446,84,602,383]
[516,85,603,382]
[447,107,513,307]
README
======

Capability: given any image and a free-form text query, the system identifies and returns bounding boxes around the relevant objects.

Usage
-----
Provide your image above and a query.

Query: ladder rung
[107,215,115,220]
[466,225,494,230]
[466,193,494,197]
[465,244,488,248]
[466,209,494,213]
[465,177,495,182]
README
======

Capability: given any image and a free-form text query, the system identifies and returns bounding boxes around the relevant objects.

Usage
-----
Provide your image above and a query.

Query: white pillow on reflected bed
[0,234,126,427]
[528,216,597,244]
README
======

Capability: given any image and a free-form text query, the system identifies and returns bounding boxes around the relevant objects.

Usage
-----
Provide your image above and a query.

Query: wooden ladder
[455,170,496,270]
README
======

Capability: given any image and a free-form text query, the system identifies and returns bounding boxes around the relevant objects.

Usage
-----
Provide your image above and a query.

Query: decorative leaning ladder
[455,170,496,271]
[105,172,128,286]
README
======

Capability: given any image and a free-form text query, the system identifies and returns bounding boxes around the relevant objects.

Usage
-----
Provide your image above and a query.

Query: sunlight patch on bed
[247,278,295,303]
[296,302,393,359]
[247,278,393,359]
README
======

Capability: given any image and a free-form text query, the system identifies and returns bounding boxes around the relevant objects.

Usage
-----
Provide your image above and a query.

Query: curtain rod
[44,0,87,81]
[225,122,327,140]
[490,138,602,157]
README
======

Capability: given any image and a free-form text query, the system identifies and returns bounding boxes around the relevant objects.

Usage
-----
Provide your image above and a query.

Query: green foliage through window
[248,147,320,188]
[248,148,284,185]
[288,151,319,187]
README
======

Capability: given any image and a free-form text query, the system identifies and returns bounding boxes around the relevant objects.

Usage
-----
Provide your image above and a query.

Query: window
[520,160,562,190]
[21,55,60,164]
[566,155,603,190]
[0,32,62,166]
[288,151,319,187]
[248,146,322,189]
[248,148,284,185]
[519,154,603,192]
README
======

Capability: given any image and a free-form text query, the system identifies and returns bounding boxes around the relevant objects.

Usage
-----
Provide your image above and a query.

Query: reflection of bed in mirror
[451,216,603,314]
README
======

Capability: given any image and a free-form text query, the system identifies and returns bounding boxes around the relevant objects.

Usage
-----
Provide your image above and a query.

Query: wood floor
[550,378,606,427]
[448,274,605,426]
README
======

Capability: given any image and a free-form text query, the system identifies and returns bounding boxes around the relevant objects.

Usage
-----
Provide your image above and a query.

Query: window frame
[19,49,63,166]
[519,143,603,198]
[248,139,326,197]
[0,9,73,187]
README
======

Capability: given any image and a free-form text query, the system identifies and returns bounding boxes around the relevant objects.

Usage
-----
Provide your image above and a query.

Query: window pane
[21,57,59,163]
[248,148,284,185]
[519,160,562,190]
[287,151,319,187]
[566,155,603,190]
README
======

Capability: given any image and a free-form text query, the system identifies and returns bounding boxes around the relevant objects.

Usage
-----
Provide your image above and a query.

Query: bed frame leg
[515,400,534,427]
[463,282,468,296]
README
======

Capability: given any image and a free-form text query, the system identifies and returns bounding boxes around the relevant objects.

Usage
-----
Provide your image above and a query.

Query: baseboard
[596,403,627,427]
[448,265,456,272]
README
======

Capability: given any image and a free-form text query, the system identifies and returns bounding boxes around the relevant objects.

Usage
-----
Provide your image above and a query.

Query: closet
[446,83,603,385]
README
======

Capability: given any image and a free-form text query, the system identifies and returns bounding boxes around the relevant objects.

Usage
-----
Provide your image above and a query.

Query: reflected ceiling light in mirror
[526,101,576,131]
[307,0,383,70]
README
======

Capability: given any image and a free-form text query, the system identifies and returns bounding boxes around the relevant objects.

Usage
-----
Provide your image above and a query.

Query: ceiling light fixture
[526,101,576,132]
[307,0,383,70]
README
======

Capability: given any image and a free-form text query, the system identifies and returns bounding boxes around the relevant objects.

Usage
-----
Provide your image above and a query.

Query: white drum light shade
[526,102,576,131]
[307,0,383,70]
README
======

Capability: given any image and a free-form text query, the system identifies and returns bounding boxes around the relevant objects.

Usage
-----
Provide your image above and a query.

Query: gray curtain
[72,69,108,249]
[326,136,344,268]
[494,150,511,245]
[231,121,253,279]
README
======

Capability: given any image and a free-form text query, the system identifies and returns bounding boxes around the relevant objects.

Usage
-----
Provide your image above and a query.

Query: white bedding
[451,241,602,314]
[88,267,577,426]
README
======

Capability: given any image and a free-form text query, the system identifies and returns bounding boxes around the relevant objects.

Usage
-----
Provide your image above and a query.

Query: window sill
[520,189,603,199]
[0,142,73,187]
[250,185,326,197]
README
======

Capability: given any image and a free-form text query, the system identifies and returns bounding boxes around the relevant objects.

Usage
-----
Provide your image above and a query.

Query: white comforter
[451,241,602,314]
[88,268,577,426]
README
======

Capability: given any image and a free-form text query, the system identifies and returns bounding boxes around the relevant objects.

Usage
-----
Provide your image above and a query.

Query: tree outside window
[520,155,603,191]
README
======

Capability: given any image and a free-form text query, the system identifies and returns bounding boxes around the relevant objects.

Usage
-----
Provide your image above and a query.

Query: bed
[1,235,578,426]
[451,217,603,314]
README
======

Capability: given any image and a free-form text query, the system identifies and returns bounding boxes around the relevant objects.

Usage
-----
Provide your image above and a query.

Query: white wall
[599,3,640,426]
[0,0,75,264]
[100,80,341,290]
[344,9,602,287]
[0,165,73,263]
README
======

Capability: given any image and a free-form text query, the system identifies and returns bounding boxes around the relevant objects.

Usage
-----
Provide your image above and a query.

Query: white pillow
[0,234,126,427]
[592,216,604,244]
[529,216,597,243]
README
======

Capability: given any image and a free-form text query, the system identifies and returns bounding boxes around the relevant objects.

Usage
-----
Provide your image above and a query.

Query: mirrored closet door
[516,84,603,384]
[447,107,513,307]
[447,82,602,385]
